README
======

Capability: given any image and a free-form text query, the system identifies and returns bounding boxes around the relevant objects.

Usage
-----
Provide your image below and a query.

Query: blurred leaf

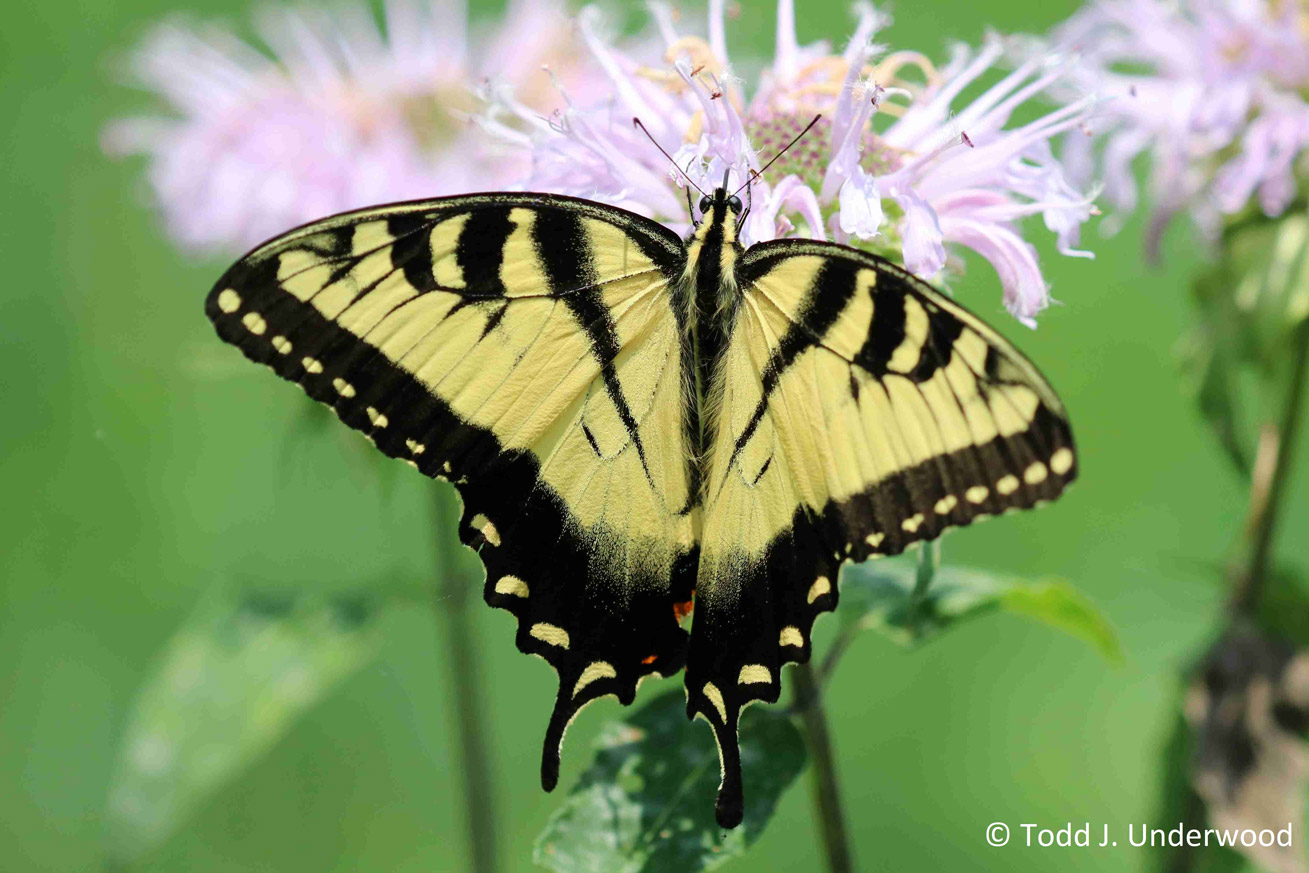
[534,690,805,873]
[1258,566,1309,648]
[1224,208,1309,358]
[1181,204,1309,473]
[839,558,1121,661]
[1000,582,1121,660]
[275,395,408,501]
[1180,327,1251,474]
[105,587,382,865]
[1153,707,1251,873]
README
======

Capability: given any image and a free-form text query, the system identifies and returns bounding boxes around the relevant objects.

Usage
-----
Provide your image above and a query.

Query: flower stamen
[685,110,705,143]
[870,51,941,91]
[665,37,723,78]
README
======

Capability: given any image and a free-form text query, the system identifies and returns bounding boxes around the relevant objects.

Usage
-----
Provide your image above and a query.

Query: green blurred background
[4,0,1306,869]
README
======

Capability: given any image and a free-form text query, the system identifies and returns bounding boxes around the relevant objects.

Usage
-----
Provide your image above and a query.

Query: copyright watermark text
[984,821,1295,850]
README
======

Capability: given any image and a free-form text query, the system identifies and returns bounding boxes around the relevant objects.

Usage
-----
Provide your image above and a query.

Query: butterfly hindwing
[205,194,698,788]
[687,240,1076,826]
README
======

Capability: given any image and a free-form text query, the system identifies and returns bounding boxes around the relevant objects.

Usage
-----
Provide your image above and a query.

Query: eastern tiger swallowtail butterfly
[206,161,1076,828]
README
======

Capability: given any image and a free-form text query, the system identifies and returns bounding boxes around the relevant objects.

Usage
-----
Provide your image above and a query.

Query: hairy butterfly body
[206,182,1075,828]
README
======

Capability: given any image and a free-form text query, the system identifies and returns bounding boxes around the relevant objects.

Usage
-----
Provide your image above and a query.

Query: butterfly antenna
[633,117,706,196]
[734,114,822,195]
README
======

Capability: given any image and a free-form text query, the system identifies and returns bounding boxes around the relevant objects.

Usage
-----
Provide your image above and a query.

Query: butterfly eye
[698,196,712,214]
[727,195,743,212]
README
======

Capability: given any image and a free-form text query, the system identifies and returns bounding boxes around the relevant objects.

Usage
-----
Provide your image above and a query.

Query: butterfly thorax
[679,189,745,494]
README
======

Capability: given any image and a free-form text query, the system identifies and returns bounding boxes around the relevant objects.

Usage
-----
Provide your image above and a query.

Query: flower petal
[893,187,947,278]
[838,167,884,239]
[941,217,1049,326]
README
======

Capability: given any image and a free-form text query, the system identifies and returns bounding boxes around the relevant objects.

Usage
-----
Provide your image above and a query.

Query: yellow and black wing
[205,193,697,790]
[688,240,1076,827]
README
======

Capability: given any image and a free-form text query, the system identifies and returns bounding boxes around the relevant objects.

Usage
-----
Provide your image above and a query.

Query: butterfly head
[697,189,744,223]
[689,186,747,246]
[632,113,820,240]
[688,168,747,242]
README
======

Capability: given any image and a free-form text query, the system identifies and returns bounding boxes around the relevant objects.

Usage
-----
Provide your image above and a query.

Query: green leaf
[1179,325,1251,474]
[998,582,1121,661]
[1223,209,1309,360]
[839,558,1121,661]
[1181,204,1309,473]
[105,587,382,865]
[1257,566,1309,648]
[534,689,806,873]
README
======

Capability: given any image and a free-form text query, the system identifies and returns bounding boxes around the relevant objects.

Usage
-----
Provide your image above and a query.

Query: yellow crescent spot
[271,336,292,355]
[996,474,1020,495]
[901,513,925,533]
[494,576,529,598]
[332,378,356,398]
[471,513,501,547]
[738,664,771,685]
[702,682,727,722]
[966,485,989,504]
[366,406,388,428]
[779,626,804,647]
[572,661,617,697]
[302,357,324,374]
[530,623,570,648]
[807,576,831,604]
[934,495,958,515]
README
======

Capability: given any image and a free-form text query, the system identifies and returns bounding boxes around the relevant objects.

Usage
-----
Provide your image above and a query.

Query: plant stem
[818,541,943,688]
[908,540,940,638]
[791,661,854,873]
[432,484,498,873]
[1230,313,1309,616]
[815,627,857,690]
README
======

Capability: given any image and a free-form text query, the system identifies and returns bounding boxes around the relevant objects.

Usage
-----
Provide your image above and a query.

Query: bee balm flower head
[485,0,1100,325]
[105,0,591,253]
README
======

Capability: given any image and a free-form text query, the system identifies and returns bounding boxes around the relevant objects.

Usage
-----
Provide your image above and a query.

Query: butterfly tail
[541,684,572,792]
[694,694,746,829]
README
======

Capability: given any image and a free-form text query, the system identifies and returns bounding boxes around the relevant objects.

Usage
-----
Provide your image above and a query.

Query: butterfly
[206,156,1076,828]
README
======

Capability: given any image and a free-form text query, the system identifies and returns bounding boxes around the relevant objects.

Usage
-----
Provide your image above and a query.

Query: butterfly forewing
[205,194,698,789]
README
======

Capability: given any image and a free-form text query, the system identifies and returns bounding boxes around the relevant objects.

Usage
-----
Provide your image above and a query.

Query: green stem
[815,626,857,690]
[432,484,498,873]
[1229,313,1309,616]
[791,661,854,873]
[819,541,942,688]
[908,540,940,638]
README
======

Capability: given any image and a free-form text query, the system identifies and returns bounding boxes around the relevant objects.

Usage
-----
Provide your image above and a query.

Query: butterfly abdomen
[682,204,745,505]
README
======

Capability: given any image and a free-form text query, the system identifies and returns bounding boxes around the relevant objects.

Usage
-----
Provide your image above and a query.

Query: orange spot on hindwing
[673,597,694,623]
